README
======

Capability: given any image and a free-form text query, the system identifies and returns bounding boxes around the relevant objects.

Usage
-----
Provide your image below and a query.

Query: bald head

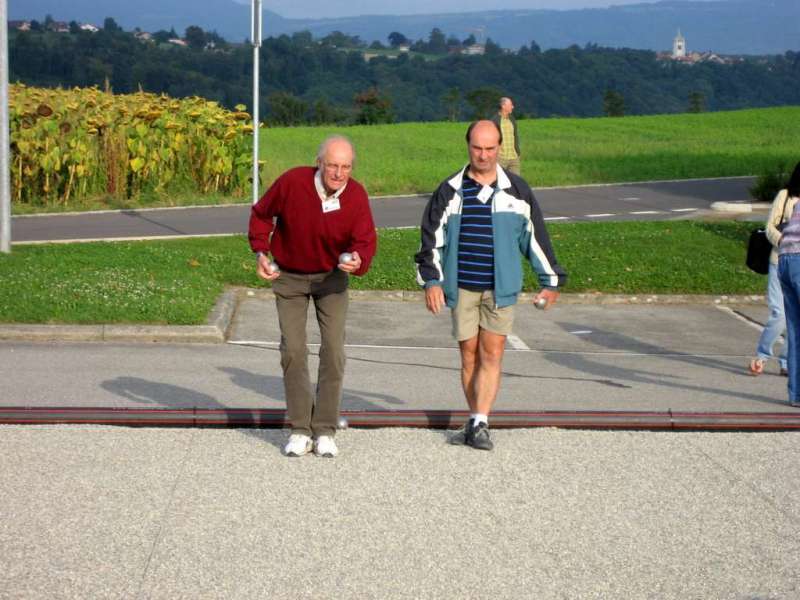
[466,120,501,180]
[317,135,355,195]
[499,97,514,117]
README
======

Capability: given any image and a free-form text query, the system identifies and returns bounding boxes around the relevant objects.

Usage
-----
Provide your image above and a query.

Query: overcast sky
[236,0,675,19]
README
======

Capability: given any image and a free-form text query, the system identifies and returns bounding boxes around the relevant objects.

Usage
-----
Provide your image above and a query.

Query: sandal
[748,358,765,376]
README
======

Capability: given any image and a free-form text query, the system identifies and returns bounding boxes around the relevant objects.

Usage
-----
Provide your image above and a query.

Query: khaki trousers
[271,269,349,437]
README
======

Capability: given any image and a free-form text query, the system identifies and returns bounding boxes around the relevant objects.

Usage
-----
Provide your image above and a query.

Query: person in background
[748,175,798,375]
[774,161,800,407]
[491,97,521,175]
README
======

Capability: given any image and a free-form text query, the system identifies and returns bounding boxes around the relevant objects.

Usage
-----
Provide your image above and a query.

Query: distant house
[703,53,728,65]
[397,43,411,53]
[9,20,31,31]
[50,21,70,33]
[134,31,153,42]
[168,38,188,47]
[80,23,99,33]
[463,43,485,56]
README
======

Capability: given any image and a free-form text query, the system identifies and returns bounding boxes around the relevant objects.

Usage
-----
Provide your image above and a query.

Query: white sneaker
[284,434,313,457]
[314,435,338,458]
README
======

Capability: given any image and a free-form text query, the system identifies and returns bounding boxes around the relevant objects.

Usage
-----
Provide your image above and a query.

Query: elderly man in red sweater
[249,135,377,458]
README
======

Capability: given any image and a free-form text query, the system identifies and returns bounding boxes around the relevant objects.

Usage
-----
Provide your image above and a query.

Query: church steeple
[673,29,686,58]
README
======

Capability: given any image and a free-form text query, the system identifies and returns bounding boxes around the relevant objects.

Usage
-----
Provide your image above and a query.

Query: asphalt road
[0,297,792,413]
[10,176,755,243]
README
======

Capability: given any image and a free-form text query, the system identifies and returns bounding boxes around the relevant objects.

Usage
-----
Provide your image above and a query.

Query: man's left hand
[533,288,560,309]
[337,251,362,273]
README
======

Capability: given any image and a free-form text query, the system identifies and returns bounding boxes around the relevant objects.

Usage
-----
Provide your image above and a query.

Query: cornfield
[10,84,257,206]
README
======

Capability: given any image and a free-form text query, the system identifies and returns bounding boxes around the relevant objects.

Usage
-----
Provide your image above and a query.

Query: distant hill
[10,0,799,55]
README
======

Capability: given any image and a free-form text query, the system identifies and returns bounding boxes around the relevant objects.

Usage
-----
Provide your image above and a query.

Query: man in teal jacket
[415,120,566,450]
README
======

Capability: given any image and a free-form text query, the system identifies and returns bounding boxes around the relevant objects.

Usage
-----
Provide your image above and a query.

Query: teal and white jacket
[415,164,567,308]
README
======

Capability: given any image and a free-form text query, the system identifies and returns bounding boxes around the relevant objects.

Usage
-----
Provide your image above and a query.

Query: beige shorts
[451,288,514,341]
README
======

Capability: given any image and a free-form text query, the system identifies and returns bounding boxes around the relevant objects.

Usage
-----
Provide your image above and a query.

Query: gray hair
[499,97,512,108]
[316,134,356,165]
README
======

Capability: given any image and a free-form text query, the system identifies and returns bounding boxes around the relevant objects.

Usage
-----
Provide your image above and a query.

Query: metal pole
[251,0,262,205]
[0,0,11,253]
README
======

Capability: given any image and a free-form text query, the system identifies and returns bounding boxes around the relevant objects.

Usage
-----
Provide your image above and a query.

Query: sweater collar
[314,169,348,202]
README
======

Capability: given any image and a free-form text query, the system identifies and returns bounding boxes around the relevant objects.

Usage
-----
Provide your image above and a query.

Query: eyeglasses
[322,162,352,174]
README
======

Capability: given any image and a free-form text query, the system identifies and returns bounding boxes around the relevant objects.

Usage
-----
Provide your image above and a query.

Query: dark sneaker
[467,422,494,451]
[449,420,472,445]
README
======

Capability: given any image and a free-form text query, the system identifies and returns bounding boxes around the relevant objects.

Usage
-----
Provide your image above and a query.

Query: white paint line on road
[11,204,252,219]
[629,211,661,215]
[570,330,593,335]
[544,217,570,221]
[228,340,459,351]
[621,197,641,201]
[12,233,238,245]
[535,174,754,191]
[227,340,751,358]
[671,208,698,212]
[507,334,531,350]
[585,213,615,218]
[715,306,764,333]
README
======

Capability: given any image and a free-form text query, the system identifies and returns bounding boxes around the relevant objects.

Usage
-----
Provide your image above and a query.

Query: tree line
[10,21,800,125]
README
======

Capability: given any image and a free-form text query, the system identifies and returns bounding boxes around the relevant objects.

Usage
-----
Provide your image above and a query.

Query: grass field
[258,107,800,196]
[11,106,799,214]
[0,222,764,325]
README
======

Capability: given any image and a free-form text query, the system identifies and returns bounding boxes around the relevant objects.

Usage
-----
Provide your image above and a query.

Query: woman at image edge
[774,161,800,408]
[748,169,798,375]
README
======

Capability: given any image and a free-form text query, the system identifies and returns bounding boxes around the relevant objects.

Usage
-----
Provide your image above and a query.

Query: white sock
[472,413,488,427]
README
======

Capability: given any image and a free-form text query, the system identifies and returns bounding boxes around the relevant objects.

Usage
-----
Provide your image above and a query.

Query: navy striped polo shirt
[457,175,495,290]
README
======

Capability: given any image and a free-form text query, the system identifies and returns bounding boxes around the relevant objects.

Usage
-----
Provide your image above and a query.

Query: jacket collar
[447,164,512,192]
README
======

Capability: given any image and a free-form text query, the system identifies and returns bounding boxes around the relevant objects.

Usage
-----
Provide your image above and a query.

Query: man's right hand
[256,253,280,281]
[425,285,445,315]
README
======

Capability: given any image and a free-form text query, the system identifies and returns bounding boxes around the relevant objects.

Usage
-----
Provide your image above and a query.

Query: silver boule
[268,261,280,274]
[337,416,349,430]
[534,297,548,310]
[339,252,354,264]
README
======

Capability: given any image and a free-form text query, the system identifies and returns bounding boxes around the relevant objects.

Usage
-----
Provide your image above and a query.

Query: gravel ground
[1,426,799,599]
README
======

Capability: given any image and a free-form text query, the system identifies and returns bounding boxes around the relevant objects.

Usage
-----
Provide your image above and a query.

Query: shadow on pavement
[544,322,785,408]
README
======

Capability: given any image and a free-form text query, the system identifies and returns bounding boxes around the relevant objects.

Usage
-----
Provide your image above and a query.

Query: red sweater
[248,166,377,276]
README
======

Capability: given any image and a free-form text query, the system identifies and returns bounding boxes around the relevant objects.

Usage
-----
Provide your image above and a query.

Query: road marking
[585,213,615,218]
[714,306,765,333]
[570,330,593,335]
[507,334,530,350]
[228,340,458,351]
[535,174,754,191]
[621,197,641,201]
[544,216,569,221]
[12,233,238,245]
[227,340,751,358]
[671,208,698,212]
[629,211,661,215]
